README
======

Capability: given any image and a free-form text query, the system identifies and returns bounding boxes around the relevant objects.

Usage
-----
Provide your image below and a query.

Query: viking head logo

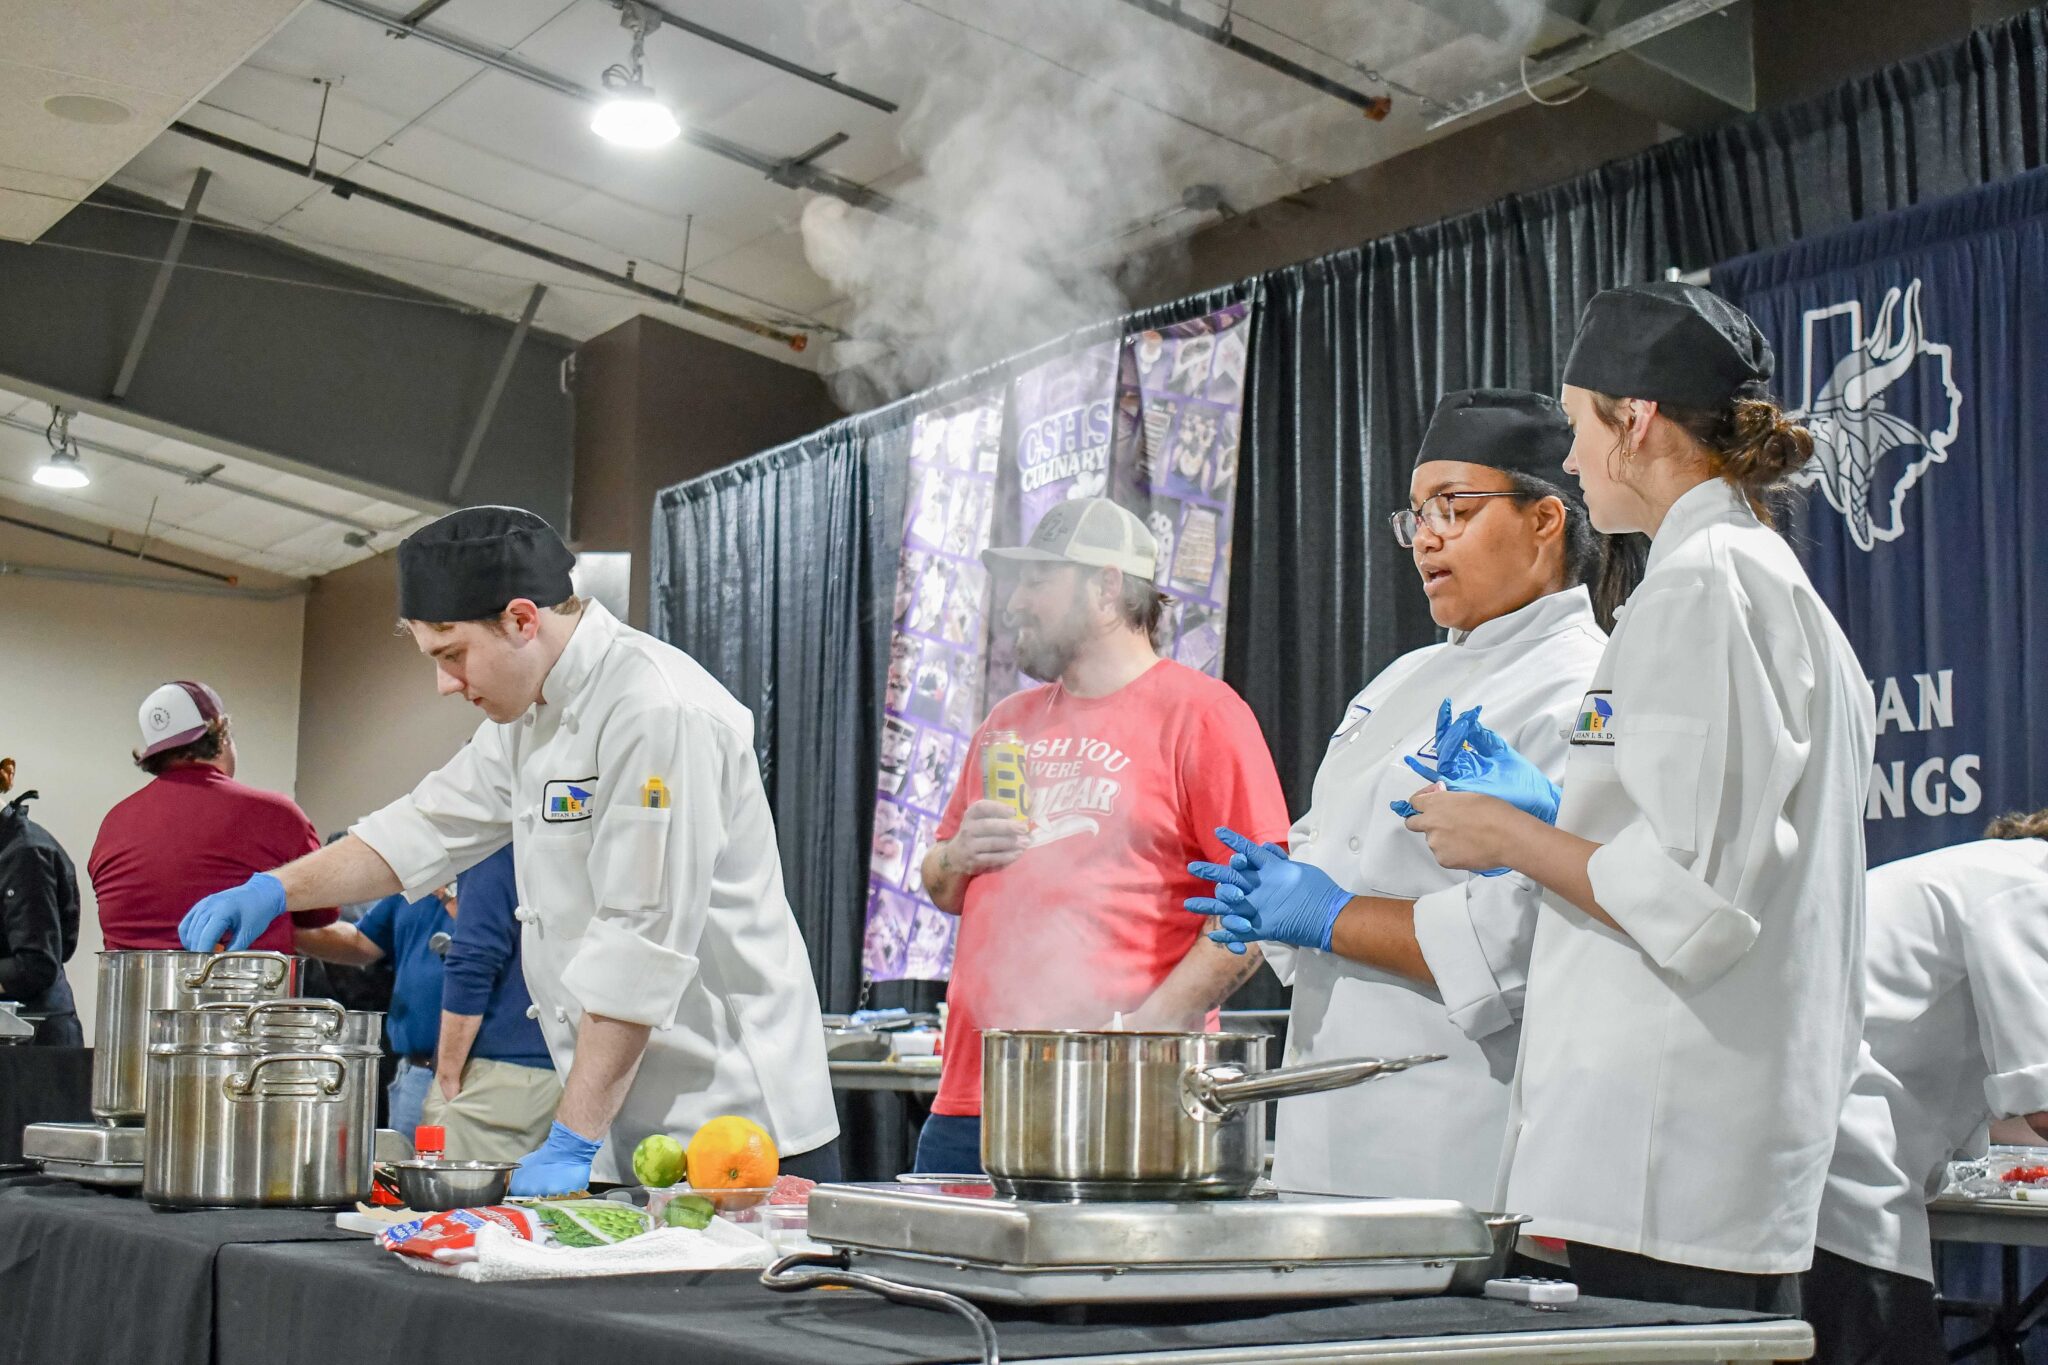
[1788,279,1962,551]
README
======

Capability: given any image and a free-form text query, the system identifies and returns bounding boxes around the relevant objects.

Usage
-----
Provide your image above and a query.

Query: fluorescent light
[33,450,90,489]
[591,89,681,148]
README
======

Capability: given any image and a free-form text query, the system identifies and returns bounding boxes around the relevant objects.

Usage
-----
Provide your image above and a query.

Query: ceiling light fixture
[592,2,681,149]
[33,407,91,490]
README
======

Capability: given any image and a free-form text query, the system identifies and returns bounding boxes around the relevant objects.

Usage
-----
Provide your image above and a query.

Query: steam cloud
[803,0,1555,409]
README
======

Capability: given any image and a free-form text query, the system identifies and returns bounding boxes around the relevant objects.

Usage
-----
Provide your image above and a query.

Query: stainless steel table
[1008,1321,1815,1363]
[830,1059,942,1095]
[1931,1196,2048,1362]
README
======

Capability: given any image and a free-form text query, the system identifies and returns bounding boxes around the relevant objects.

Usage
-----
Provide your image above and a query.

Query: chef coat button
[525,1004,540,1020]
[1348,837,1361,851]
[555,1006,570,1023]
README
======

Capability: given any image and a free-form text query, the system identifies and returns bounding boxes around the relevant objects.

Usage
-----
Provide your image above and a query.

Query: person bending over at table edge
[178,506,839,1196]
[913,496,1291,1176]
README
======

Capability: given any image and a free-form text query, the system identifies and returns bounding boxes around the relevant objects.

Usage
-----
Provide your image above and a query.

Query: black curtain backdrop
[652,10,2048,1013]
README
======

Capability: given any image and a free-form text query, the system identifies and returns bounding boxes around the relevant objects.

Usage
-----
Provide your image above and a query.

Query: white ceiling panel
[243,4,488,128]
[0,383,428,580]
[546,188,744,277]
[427,0,585,52]
[688,229,842,319]
[367,121,590,225]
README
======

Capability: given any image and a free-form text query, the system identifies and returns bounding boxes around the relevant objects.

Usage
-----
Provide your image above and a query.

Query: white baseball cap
[137,681,226,759]
[983,497,1159,581]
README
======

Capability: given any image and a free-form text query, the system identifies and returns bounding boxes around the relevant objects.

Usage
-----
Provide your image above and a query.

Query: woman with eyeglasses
[1186,388,1641,1210]
[1402,283,1876,1313]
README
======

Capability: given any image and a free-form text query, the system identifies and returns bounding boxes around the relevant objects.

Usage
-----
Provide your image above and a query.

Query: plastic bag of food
[379,1205,545,1262]
[529,1201,656,1248]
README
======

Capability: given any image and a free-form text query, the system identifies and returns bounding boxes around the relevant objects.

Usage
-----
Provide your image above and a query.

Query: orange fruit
[685,1115,779,1191]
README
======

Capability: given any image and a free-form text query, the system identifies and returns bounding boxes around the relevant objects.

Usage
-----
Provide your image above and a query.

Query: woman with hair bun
[1402,281,1877,1313]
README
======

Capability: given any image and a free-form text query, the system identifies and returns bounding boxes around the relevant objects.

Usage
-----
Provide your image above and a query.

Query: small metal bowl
[383,1159,519,1211]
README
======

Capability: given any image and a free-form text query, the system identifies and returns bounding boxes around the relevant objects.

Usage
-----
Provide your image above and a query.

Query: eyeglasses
[1387,491,1522,548]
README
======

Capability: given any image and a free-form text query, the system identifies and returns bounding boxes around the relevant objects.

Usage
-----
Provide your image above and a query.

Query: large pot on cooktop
[980,1029,1443,1201]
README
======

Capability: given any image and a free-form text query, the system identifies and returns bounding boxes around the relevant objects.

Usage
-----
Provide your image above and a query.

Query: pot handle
[231,998,346,1038]
[761,1251,1000,1365]
[1181,1053,1446,1121]
[226,1053,348,1100]
[182,951,291,992]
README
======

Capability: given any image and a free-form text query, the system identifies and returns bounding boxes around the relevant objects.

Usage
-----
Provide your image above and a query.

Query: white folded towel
[395,1217,773,1283]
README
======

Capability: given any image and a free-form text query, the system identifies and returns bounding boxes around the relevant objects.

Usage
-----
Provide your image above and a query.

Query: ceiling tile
[244,3,489,127]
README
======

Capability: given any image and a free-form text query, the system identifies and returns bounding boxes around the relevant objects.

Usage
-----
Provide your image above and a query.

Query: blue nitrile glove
[177,872,288,952]
[509,1121,605,1197]
[1390,700,1562,876]
[1186,826,1352,955]
[1390,699,1561,821]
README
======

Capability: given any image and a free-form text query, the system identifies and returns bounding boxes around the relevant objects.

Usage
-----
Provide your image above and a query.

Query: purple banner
[860,304,1253,981]
[862,392,1005,982]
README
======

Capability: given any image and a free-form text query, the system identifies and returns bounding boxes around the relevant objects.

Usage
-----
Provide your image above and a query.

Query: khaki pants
[419,1056,563,1162]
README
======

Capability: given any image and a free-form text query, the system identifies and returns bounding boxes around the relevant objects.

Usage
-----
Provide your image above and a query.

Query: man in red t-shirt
[914,498,1290,1174]
[89,682,338,953]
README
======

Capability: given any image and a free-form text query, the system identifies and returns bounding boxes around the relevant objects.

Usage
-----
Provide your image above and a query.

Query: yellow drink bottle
[982,729,1029,817]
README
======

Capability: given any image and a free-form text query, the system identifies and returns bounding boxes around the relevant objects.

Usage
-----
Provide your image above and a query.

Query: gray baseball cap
[983,497,1158,581]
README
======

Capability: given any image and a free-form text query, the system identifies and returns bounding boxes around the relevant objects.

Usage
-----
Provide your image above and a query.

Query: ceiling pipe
[167,122,811,351]
[1107,0,1392,118]
[0,561,307,600]
[313,0,916,227]
[620,0,899,114]
[0,511,239,583]
[0,410,395,536]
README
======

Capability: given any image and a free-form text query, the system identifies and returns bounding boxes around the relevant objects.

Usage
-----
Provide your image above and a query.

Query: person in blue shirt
[303,881,453,1138]
[420,846,562,1161]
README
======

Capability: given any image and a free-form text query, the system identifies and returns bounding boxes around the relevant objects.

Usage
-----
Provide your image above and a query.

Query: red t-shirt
[932,660,1290,1116]
[88,766,335,951]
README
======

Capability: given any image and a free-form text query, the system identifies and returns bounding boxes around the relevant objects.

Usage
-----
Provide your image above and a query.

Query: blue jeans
[388,1058,434,1140]
[911,1113,984,1175]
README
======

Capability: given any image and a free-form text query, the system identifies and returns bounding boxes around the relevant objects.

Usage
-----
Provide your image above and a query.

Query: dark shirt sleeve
[355,895,403,957]
[442,850,517,1017]
[0,841,63,1001]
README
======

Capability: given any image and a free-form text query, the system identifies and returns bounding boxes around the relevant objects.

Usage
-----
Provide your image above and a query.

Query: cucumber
[663,1195,716,1230]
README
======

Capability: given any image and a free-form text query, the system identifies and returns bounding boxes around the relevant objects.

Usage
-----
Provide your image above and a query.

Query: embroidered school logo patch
[1571,693,1615,746]
[543,778,597,822]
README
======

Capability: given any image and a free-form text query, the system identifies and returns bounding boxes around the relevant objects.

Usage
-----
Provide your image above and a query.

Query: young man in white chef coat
[180,506,839,1194]
[1404,283,1876,1311]
[1805,809,2048,1364]
[1187,390,1628,1208]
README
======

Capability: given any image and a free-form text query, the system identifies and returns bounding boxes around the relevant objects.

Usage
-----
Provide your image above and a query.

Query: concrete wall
[570,315,843,627]
[292,550,480,840]
[0,499,306,1040]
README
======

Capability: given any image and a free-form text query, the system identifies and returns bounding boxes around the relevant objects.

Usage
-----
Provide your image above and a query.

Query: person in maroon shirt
[88,682,338,951]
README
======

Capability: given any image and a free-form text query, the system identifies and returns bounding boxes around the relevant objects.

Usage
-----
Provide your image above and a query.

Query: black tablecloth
[4,1182,1801,1365]
[0,1176,360,1365]
[215,1239,1792,1365]
[0,1045,91,1167]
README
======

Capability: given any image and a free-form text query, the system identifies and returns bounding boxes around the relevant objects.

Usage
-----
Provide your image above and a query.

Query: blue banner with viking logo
[1714,168,2048,864]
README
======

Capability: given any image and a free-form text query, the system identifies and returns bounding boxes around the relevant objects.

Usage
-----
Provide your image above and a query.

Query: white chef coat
[1504,479,1876,1275]
[353,600,838,1181]
[1270,586,1605,1209]
[1815,838,2048,1281]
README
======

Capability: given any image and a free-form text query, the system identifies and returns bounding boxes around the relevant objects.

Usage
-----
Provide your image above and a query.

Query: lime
[632,1133,686,1188]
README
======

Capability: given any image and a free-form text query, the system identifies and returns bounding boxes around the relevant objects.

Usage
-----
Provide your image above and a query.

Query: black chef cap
[397,506,576,622]
[1414,388,1574,487]
[1562,281,1774,410]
